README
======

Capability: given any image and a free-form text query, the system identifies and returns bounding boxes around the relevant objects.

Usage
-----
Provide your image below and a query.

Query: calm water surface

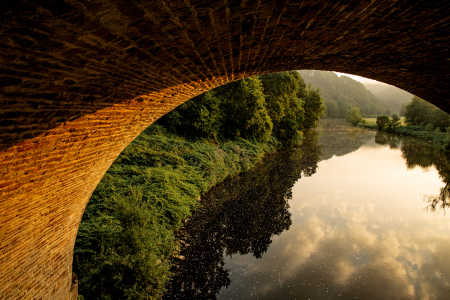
[164,119,450,300]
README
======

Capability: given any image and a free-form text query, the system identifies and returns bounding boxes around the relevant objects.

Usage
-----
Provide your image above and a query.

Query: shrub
[425,123,434,131]
[376,115,390,129]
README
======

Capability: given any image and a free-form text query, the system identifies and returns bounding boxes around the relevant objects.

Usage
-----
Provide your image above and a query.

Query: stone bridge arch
[0,1,449,299]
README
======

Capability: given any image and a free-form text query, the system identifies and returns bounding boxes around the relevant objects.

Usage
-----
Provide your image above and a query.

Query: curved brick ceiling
[0,1,449,299]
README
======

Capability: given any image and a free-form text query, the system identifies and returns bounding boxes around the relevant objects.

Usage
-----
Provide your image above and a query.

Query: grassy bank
[358,122,448,145]
[73,124,280,299]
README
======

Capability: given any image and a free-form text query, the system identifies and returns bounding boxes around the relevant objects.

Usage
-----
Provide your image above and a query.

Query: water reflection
[164,121,450,299]
[163,133,321,299]
[374,130,450,214]
[317,119,375,161]
[424,183,450,214]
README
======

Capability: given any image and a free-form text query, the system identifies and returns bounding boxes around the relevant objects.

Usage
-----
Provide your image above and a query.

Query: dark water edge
[163,120,450,300]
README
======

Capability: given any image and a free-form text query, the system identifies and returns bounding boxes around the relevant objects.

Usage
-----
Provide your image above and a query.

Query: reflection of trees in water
[317,119,375,161]
[424,183,450,214]
[374,131,450,213]
[163,132,321,299]
[374,131,400,149]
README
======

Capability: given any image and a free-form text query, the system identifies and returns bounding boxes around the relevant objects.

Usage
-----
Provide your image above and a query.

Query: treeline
[74,71,324,300]
[298,70,388,118]
[357,96,450,146]
[158,71,324,146]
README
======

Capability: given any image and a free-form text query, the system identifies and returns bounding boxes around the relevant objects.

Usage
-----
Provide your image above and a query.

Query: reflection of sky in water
[218,139,450,300]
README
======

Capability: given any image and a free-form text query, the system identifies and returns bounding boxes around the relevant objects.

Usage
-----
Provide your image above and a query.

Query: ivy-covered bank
[73,71,325,299]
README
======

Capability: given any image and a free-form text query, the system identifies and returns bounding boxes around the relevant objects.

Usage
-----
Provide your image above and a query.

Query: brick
[1,1,450,299]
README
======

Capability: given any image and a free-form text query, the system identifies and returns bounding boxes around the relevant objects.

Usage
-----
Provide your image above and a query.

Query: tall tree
[301,86,325,131]
[259,71,306,145]
[215,76,273,142]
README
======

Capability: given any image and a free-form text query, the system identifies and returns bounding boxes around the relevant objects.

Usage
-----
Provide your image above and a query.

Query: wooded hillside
[298,70,388,118]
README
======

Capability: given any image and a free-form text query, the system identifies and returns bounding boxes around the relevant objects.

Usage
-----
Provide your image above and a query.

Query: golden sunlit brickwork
[0,0,449,299]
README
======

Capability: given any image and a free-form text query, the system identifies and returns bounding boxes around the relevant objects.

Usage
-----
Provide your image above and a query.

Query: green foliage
[388,114,401,129]
[258,71,302,127]
[74,71,327,298]
[345,107,363,126]
[74,125,278,299]
[376,115,390,129]
[405,96,450,130]
[158,71,324,146]
[388,126,447,144]
[366,84,414,112]
[157,91,221,140]
[164,133,322,298]
[426,123,434,131]
[400,101,409,116]
[299,70,388,118]
[258,71,305,146]
[214,76,273,142]
[301,87,325,132]
[384,108,392,117]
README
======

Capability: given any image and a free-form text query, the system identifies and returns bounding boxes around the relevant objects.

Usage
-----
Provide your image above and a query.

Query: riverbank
[73,124,281,299]
[357,123,448,146]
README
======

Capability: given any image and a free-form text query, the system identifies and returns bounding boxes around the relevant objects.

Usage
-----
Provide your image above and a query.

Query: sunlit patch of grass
[363,117,406,126]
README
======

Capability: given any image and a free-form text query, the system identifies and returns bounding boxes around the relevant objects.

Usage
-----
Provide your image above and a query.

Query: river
[163,119,450,300]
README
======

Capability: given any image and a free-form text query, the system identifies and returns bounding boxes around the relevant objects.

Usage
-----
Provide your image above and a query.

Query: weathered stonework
[0,1,449,299]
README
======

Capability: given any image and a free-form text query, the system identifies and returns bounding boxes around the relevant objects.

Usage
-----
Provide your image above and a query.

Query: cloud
[218,142,450,300]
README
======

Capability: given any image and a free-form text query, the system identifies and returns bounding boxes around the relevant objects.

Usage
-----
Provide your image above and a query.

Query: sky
[334,72,388,85]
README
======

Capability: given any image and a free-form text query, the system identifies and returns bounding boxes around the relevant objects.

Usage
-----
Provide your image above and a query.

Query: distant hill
[364,84,414,113]
[298,70,388,118]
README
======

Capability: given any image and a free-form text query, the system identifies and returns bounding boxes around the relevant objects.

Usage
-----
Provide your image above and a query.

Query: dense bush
[376,115,390,129]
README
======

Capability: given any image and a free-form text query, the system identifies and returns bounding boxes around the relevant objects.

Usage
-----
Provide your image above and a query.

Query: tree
[388,114,401,129]
[405,96,432,126]
[384,108,392,117]
[345,107,362,126]
[215,76,273,142]
[157,90,221,139]
[403,96,450,130]
[400,101,409,116]
[376,115,390,129]
[324,99,339,118]
[298,70,388,117]
[259,71,305,145]
[259,71,301,128]
[300,86,325,132]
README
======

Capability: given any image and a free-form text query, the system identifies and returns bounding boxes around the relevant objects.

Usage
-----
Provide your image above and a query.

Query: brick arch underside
[1,1,450,299]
